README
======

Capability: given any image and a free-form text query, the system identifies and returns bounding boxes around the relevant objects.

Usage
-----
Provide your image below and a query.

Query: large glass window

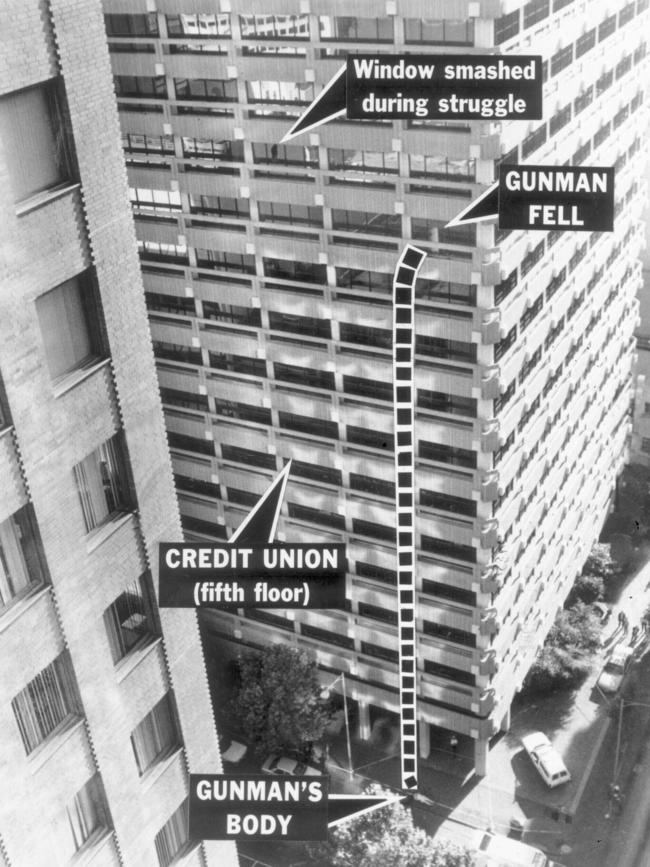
[65,775,111,854]
[105,13,158,36]
[0,505,47,611]
[73,434,131,532]
[240,14,310,39]
[104,575,157,663]
[0,78,76,203]
[318,17,393,42]
[155,800,191,867]
[174,78,236,101]
[246,80,313,104]
[404,19,473,45]
[12,653,80,753]
[166,13,230,38]
[131,693,179,776]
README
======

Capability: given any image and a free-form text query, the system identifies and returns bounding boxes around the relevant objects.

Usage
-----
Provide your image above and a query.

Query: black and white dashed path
[393,244,427,790]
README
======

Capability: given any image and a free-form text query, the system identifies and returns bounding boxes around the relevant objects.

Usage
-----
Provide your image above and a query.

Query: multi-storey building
[0,2,237,864]
[104,0,648,775]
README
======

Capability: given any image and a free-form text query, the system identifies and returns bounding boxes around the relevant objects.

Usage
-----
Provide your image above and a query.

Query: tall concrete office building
[104,0,648,774]
[0,1,237,864]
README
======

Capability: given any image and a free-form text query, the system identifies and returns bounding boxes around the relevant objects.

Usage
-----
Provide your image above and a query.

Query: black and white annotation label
[189,774,329,841]
[499,165,615,231]
[158,543,347,609]
[346,55,542,120]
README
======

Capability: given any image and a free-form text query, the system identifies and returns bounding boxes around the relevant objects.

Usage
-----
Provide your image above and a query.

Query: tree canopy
[230,644,330,758]
[306,789,473,867]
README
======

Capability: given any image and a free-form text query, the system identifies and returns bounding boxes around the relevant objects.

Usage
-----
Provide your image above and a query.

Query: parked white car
[261,755,320,776]
[520,732,571,788]
[597,645,633,694]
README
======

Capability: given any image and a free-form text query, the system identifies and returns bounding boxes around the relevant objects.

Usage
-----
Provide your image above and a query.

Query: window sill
[27,716,85,774]
[86,512,135,554]
[70,827,115,866]
[53,358,111,398]
[0,584,49,636]
[114,636,162,684]
[140,745,184,793]
[15,182,81,217]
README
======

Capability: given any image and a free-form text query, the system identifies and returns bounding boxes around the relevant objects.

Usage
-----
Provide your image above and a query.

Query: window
[0,505,48,611]
[551,45,573,76]
[65,775,111,854]
[0,78,76,203]
[240,14,309,39]
[335,268,392,293]
[575,28,596,58]
[131,693,179,775]
[352,518,395,542]
[174,78,237,102]
[258,201,322,226]
[73,434,131,532]
[274,363,334,390]
[36,273,104,381]
[215,399,271,425]
[280,412,338,439]
[130,187,181,212]
[417,389,476,418]
[155,799,191,867]
[344,376,392,402]
[291,461,341,486]
[642,438,650,454]
[209,352,266,376]
[196,249,255,273]
[221,445,276,469]
[404,19,474,45]
[358,601,398,625]
[183,137,243,161]
[288,502,345,530]
[356,561,396,584]
[523,0,549,28]
[361,641,398,663]
[495,325,517,362]
[340,322,391,348]
[301,623,354,648]
[350,473,395,499]
[328,148,399,174]
[12,653,80,753]
[332,209,401,237]
[598,14,616,40]
[115,75,167,99]
[189,194,249,218]
[417,279,476,307]
[421,536,477,564]
[422,619,476,646]
[252,141,318,167]
[166,13,231,38]
[424,659,475,685]
[419,441,476,469]
[268,311,330,339]
[494,11,519,44]
[264,258,326,284]
[420,490,476,517]
[409,154,475,182]
[416,335,476,363]
[104,575,156,663]
[318,17,394,42]
[246,80,313,104]
[105,13,158,36]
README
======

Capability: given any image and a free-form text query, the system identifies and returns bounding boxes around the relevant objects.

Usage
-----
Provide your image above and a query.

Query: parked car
[473,830,567,867]
[437,826,567,867]
[520,732,571,788]
[597,645,633,694]
[221,740,247,764]
[261,755,321,776]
